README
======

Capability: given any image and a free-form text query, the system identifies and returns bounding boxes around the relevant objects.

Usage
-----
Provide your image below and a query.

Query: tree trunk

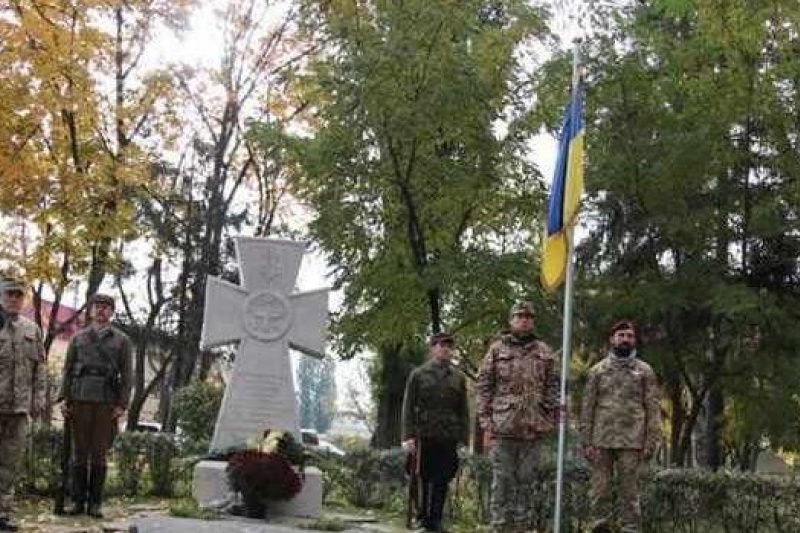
[705,379,725,471]
[666,378,685,466]
[370,344,423,449]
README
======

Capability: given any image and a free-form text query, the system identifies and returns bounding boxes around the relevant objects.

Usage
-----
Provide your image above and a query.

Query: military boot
[0,516,18,532]
[0,508,18,532]
[87,464,107,519]
[68,464,88,515]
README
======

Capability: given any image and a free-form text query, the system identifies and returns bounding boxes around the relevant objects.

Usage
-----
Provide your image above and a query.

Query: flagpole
[553,40,582,533]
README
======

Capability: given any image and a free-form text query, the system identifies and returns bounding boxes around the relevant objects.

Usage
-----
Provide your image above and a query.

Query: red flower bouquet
[226,450,302,518]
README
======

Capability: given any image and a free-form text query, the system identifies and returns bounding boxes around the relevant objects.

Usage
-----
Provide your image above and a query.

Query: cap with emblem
[509,301,535,318]
[1,278,28,294]
[429,332,455,346]
[91,293,115,308]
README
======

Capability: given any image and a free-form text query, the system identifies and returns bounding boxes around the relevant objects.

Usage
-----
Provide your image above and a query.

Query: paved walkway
[131,514,405,533]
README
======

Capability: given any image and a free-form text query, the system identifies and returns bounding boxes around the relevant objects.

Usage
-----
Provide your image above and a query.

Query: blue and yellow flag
[541,81,585,292]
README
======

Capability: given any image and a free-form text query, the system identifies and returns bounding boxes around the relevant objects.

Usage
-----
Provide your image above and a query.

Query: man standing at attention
[0,279,46,532]
[580,320,661,533]
[60,294,132,518]
[477,301,559,533]
[402,332,469,533]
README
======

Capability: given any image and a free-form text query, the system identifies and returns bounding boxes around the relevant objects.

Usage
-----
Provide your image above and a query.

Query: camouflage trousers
[589,448,642,530]
[489,436,542,531]
[0,414,28,510]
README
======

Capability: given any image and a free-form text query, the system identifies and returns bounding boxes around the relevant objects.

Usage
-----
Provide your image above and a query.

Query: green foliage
[317,448,406,508]
[20,425,187,499]
[293,0,553,357]
[19,423,63,496]
[111,430,186,498]
[145,433,180,497]
[114,431,152,497]
[531,0,800,466]
[645,470,800,532]
[172,379,224,455]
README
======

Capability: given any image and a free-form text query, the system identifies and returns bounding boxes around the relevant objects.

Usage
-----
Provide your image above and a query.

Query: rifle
[405,440,422,529]
[53,410,72,515]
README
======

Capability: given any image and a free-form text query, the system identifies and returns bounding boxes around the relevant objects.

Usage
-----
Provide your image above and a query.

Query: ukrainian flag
[541,80,585,292]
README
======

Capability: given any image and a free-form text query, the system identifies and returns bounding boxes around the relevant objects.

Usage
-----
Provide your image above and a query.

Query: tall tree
[297,355,337,433]
[295,0,552,446]
[158,0,312,430]
[532,0,800,467]
[0,0,189,355]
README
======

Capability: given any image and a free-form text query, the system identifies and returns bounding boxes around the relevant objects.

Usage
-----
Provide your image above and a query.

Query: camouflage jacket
[476,333,559,440]
[0,315,46,415]
[61,325,133,407]
[402,358,469,444]
[580,354,661,452]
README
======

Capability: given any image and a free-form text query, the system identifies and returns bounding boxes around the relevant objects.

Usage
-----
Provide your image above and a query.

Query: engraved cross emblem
[201,237,328,451]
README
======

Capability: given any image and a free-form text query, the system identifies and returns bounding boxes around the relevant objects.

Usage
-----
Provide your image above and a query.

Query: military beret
[509,301,535,317]
[610,319,637,335]
[429,332,455,346]
[1,278,27,293]
[91,293,115,308]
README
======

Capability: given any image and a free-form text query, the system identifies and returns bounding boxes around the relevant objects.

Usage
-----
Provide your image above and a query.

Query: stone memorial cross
[201,237,328,451]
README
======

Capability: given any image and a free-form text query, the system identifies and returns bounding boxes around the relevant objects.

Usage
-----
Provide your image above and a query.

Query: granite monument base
[193,460,323,519]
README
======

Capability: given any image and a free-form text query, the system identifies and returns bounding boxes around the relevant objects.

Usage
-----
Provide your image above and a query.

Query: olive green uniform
[61,325,132,510]
[402,358,469,532]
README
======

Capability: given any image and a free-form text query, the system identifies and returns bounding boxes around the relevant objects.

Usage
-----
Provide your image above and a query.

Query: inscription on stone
[201,238,328,451]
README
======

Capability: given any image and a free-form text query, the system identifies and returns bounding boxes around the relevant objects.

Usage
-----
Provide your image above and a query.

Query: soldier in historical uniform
[580,320,661,533]
[476,301,559,533]
[60,293,132,518]
[0,279,46,532]
[402,332,469,533]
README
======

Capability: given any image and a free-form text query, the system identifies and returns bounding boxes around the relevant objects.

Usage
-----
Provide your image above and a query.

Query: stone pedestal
[192,460,323,519]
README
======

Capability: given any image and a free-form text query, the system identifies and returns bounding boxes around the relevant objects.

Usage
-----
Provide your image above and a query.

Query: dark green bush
[644,469,800,533]
[20,423,63,496]
[113,431,150,496]
[145,432,180,497]
[315,447,800,533]
[172,380,223,456]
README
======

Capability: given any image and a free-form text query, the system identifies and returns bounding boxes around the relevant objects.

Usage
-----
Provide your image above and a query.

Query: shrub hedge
[21,427,800,533]
[319,448,800,533]
[21,423,186,499]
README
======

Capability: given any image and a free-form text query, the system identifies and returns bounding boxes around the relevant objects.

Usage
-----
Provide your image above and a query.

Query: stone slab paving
[130,514,407,533]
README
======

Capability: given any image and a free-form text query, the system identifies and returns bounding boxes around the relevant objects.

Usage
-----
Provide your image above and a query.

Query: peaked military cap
[1,278,27,293]
[91,293,115,308]
[429,331,455,346]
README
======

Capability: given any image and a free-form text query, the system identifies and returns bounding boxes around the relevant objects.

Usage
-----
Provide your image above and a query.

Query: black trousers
[417,438,459,531]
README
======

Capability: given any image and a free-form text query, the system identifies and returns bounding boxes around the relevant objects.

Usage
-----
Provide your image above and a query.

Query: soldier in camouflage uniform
[0,279,46,532]
[60,293,132,518]
[476,302,559,533]
[580,320,661,533]
[402,332,469,533]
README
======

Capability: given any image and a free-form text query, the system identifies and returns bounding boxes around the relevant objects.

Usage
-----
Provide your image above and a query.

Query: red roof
[22,300,84,341]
